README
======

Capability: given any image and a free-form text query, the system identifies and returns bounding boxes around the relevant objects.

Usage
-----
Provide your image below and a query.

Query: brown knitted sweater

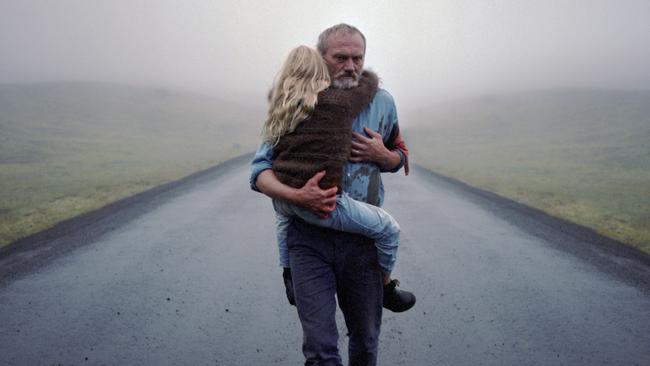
[272,70,379,192]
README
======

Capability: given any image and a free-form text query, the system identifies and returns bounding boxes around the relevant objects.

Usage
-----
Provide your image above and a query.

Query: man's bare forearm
[256,169,302,204]
[255,169,338,216]
[376,149,402,171]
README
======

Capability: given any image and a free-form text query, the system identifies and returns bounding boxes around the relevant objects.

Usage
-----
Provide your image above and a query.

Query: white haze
[1,0,649,123]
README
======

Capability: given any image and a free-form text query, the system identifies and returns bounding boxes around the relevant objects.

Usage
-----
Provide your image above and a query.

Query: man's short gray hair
[317,23,366,55]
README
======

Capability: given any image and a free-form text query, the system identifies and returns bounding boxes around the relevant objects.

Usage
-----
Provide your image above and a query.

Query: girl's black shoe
[383,279,416,312]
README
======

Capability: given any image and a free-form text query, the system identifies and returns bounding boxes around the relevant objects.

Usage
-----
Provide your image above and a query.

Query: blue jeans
[274,192,400,274]
[287,218,383,366]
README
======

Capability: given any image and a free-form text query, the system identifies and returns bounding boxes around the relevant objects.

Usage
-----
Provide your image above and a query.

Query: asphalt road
[1,155,649,365]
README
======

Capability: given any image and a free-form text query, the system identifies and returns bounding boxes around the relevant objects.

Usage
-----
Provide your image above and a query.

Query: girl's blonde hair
[262,45,331,145]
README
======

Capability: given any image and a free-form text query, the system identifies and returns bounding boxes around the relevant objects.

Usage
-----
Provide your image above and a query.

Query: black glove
[282,267,296,306]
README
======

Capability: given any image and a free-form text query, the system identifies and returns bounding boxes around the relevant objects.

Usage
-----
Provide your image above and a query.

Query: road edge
[413,164,650,293]
[0,153,254,285]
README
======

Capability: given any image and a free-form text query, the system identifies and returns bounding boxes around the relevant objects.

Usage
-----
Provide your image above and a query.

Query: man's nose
[343,58,356,71]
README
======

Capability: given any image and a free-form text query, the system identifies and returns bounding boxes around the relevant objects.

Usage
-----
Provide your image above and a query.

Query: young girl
[262,45,415,312]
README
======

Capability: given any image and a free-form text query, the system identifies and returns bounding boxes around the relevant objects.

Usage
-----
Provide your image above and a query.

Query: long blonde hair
[262,45,331,145]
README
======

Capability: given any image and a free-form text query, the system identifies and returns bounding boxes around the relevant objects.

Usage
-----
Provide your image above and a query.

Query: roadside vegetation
[0,82,261,247]
[407,89,650,254]
[3,85,648,255]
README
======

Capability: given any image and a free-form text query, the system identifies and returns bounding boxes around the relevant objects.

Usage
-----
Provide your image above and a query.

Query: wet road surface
[1,155,649,365]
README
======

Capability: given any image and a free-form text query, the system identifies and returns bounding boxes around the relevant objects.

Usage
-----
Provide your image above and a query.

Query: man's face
[322,32,365,89]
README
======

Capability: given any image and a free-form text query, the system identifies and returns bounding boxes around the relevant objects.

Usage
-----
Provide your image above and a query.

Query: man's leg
[288,219,343,366]
[334,234,383,366]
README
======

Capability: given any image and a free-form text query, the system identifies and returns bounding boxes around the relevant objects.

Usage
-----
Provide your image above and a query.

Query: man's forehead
[326,32,365,54]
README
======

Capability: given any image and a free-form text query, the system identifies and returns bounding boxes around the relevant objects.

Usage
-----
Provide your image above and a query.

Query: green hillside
[407,89,650,253]
[0,82,262,247]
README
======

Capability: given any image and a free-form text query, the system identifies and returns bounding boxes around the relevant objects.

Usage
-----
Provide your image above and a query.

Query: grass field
[406,89,650,254]
[3,84,649,255]
[0,82,262,247]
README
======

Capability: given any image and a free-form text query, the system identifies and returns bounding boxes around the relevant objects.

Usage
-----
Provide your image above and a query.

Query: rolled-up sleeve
[381,104,409,174]
[381,148,406,173]
[250,142,274,192]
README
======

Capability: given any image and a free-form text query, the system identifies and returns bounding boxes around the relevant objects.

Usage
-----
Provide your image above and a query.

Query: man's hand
[256,169,337,218]
[296,171,338,218]
[350,127,401,170]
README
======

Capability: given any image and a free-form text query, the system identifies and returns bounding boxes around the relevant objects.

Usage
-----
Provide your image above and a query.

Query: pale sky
[1,0,649,115]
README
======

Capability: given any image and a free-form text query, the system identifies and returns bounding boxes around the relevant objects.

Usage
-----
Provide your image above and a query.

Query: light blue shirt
[250,88,405,207]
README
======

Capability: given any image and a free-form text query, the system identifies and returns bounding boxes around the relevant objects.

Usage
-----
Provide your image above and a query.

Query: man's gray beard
[331,77,359,89]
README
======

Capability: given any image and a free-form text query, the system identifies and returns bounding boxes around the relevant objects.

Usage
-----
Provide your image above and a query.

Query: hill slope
[407,89,650,253]
[0,82,263,246]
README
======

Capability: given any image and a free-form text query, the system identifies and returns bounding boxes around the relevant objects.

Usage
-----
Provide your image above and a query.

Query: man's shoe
[282,267,296,306]
[383,279,415,312]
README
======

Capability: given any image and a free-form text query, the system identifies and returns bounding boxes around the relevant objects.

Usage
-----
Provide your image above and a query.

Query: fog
[1,0,649,120]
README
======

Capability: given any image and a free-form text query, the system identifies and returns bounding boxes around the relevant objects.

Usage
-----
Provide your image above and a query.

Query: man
[250,24,411,366]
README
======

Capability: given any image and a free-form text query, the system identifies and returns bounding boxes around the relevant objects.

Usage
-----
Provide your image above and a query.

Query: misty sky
[1,0,649,114]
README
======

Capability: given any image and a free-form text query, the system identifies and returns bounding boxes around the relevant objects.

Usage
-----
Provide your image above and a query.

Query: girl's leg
[275,211,291,268]
[274,197,415,313]
[272,193,399,274]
